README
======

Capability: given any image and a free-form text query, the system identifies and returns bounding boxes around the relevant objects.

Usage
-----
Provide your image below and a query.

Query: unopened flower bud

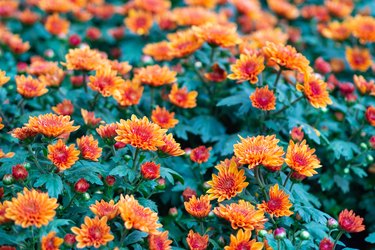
[274,228,286,240]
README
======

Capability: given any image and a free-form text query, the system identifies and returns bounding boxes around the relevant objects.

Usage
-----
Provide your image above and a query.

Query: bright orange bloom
[15,75,48,99]
[244,28,288,49]
[96,123,118,140]
[47,139,80,171]
[224,229,264,250]
[143,41,174,61]
[204,63,227,82]
[41,232,64,250]
[168,29,204,58]
[351,15,375,44]
[184,195,211,218]
[149,231,173,250]
[11,127,38,141]
[4,188,58,228]
[345,47,372,72]
[172,7,218,26]
[17,9,40,25]
[0,70,10,86]
[193,23,241,48]
[141,162,161,180]
[0,117,3,130]
[151,106,179,129]
[267,0,299,20]
[250,86,276,111]
[125,10,153,35]
[135,65,177,87]
[297,75,332,108]
[88,67,125,97]
[233,135,285,171]
[52,99,74,116]
[0,202,11,224]
[134,0,171,14]
[110,60,132,75]
[169,84,198,108]
[63,46,105,71]
[263,42,312,76]
[116,115,166,151]
[207,160,248,202]
[214,200,267,230]
[285,140,321,177]
[112,79,144,107]
[90,200,119,220]
[291,127,304,142]
[26,113,80,138]
[0,0,18,18]
[185,0,217,8]
[258,184,293,217]
[338,209,365,233]
[158,133,185,156]
[354,75,375,95]
[0,149,14,159]
[186,230,209,250]
[38,0,74,13]
[366,106,375,126]
[190,146,211,164]
[81,109,102,127]
[45,14,70,36]
[321,21,351,41]
[38,68,65,87]
[325,0,353,18]
[118,194,162,234]
[71,216,114,249]
[228,54,265,84]
[77,135,102,161]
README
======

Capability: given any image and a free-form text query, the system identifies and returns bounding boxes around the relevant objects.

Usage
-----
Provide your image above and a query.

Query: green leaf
[34,173,63,197]
[333,175,350,193]
[188,115,225,142]
[63,163,103,185]
[351,167,367,178]
[330,140,359,160]
[124,230,148,245]
[160,167,184,185]
[138,197,158,212]
[365,232,375,243]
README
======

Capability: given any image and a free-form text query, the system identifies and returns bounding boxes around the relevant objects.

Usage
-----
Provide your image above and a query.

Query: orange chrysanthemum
[0,117,3,130]
[0,202,11,224]
[0,149,14,159]
[4,188,58,228]
[45,14,70,36]
[250,86,276,111]
[63,46,105,71]
[193,23,241,48]
[118,195,162,234]
[47,139,80,171]
[125,10,153,36]
[263,42,312,76]
[90,200,119,220]
[168,29,204,59]
[151,106,179,129]
[321,21,351,41]
[17,9,40,25]
[351,15,375,44]
[10,127,38,141]
[172,7,218,27]
[77,135,102,161]
[135,65,177,87]
[184,195,211,218]
[214,200,267,231]
[224,229,264,250]
[204,63,227,82]
[190,146,211,164]
[134,0,171,14]
[115,115,166,151]
[185,0,217,9]
[15,75,48,98]
[345,47,372,72]
[354,75,375,95]
[258,184,293,217]
[158,133,185,156]
[27,60,59,76]
[112,79,144,107]
[267,0,299,20]
[0,70,10,86]
[39,68,65,87]
[109,60,132,76]
[228,54,265,84]
[41,232,64,250]
[338,209,365,233]
[168,84,198,109]
[96,123,118,141]
[233,135,285,170]
[52,99,74,116]
[285,140,321,177]
[366,106,375,126]
[81,109,102,127]
[207,160,248,202]
[143,41,174,61]
[245,28,288,49]
[26,113,80,138]
[297,75,332,108]
[186,230,209,250]
[88,67,125,97]
[71,216,114,249]
[325,0,353,18]
[149,231,173,250]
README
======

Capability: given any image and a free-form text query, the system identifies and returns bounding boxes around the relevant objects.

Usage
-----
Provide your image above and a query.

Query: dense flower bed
[0,0,374,249]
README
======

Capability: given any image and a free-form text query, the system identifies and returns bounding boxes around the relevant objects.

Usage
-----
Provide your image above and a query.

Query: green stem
[110,145,116,158]
[119,229,129,246]
[90,92,100,111]
[277,239,281,250]
[200,220,205,235]
[283,171,293,187]
[27,145,45,174]
[31,226,36,250]
[210,46,216,64]
[150,87,155,113]
[333,231,344,250]
[254,167,269,200]
[132,148,140,171]
[273,95,304,116]
[66,193,78,209]
[273,68,282,90]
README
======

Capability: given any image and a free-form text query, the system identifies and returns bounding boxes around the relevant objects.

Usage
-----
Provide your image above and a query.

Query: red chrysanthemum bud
[68,34,81,47]
[17,62,28,73]
[339,82,355,96]
[366,106,375,126]
[290,127,304,142]
[327,218,338,229]
[70,75,84,87]
[319,238,334,250]
[182,187,197,202]
[156,178,166,190]
[345,93,357,103]
[12,164,28,181]
[0,187,4,199]
[105,175,116,186]
[274,227,286,240]
[109,27,125,40]
[74,178,90,193]
[110,48,121,59]
[168,207,178,217]
[64,233,76,247]
[314,57,331,75]
[86,27,101,41]
[114,141,126,149]
[190,146,212,164]
[369,136,375,149]
[141,162,160,180]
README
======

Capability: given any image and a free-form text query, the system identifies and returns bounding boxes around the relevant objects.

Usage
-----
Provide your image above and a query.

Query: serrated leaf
[330,140,359,160]
[365,232,375,243]
[333,175,350,193]
[138,197,158,212]
[351,167,367,178]
[63,163,103,185]
[188,115,225,143]
[124,230,148,245]
[34,173,63,197]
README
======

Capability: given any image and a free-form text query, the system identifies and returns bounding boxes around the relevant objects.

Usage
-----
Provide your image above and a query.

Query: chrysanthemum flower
[45,13,70,36]
[134,0,171,14]
[15,75,48,98]
[4,188,58,228]
[267,0,299,20]
[38,68,65,87]
[118,195,162,234]
[246,28,288,49]
[52,100,74,116]
[17,9,40,25]
[135,65,177,87]
[0,117,3,130]
[168,84,198,109]
[345,47,372,72]
[321,21,351,41]
[172,6,218,26]
[319,238,334,250]
[291,127,304,142]
[204,64,227,82]
[297,75,332,108]
[10,127,38,141]
[158,133,185,156]
[184,195,211,218]
[338,209,365,233]
[185,0,217,8]
[0,70,10,86]
[233,135,284,170]
[108,60,131,75]
[151,106,179,129]
[81,109,102,127]
[224,229,264,250]
[41,231,64,250]
[190,146,211,164]
[141,162,161,180]
[63,46,105,71]
[227,54,265,84]
[350,15,375,44]
[77,135,102,161]
[250,86,276,111]
[168,29,204,58]
[285,140,321,177]
[71,216,114,249]
[366,106,375,126]
[258,184,293,217]
[186,230,209,250]
[0,149,14,159]
[96,123,118,141]
[125,10,153,36]
[115,115,166,151]
[112,79,144,107]
[214,200,267,230]
[193,23,241,48]
[353,75,375,95]
[26,113,80,138]
[47,139,80,171]
[38,0,74,13]
[325,0,353,18]
[88,67,125,97]
[89,200,119,220]
[0,202,11,224]
[143,41,174,61]
[207,160,248,202]
[148,231,173,250]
